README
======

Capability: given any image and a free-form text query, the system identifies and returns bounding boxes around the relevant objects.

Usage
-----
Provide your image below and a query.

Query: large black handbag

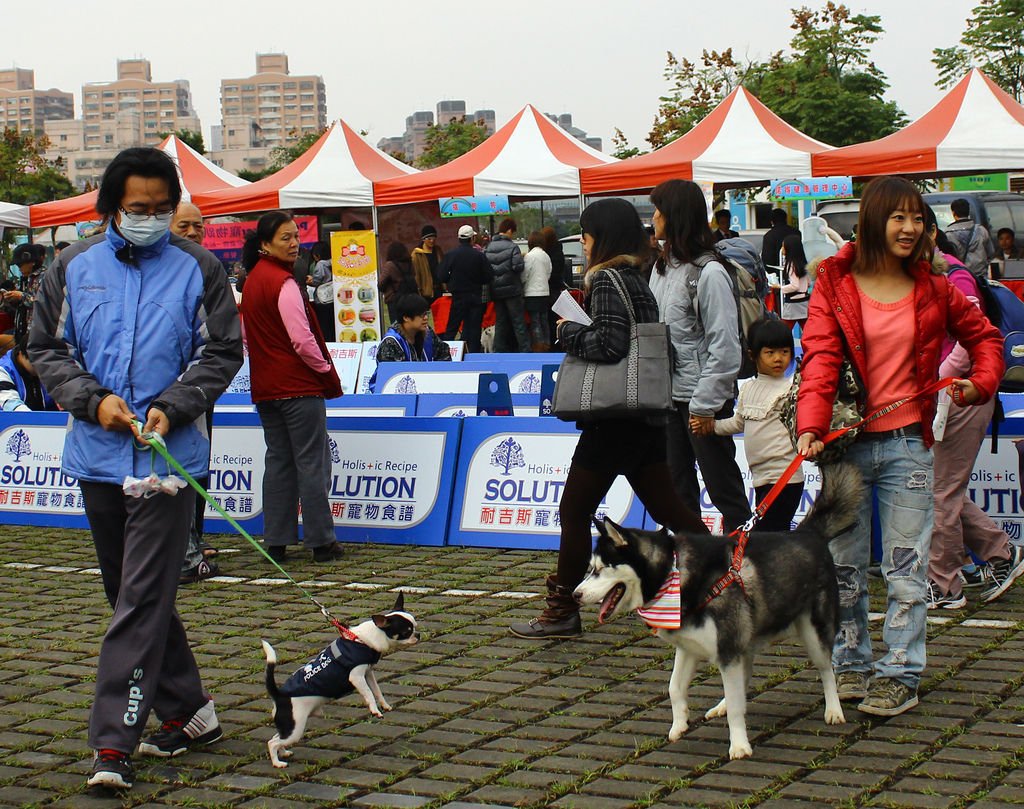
[552,268,673,421]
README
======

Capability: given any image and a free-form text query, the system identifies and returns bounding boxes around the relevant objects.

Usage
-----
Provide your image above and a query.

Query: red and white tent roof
[581,87,830,194]
[374,105,616,206]
[813,69,1024,177]
[28,135,249,228]
[0,201,29,228]
[197,120,416,216]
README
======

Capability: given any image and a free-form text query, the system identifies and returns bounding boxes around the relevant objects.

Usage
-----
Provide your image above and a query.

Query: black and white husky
[261,594,418,768]
[575,464,861,760]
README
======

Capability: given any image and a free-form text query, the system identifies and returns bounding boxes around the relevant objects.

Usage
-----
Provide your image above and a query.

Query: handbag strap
[601,268,638,335]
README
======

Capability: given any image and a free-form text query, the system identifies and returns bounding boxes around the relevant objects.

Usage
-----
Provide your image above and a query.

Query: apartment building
[79,58,201,150]
[378,101,497,163]
[0,68,74,135]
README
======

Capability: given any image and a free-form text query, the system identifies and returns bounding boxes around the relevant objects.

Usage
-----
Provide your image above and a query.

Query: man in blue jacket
[29,148,243,791]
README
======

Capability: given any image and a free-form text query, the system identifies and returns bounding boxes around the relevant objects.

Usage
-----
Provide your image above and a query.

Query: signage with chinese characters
[0,413,87,527]
[439,195,511,218]
[770,176,854,200]
[203,215,318,263]
[324,417,461,545]
[448,418,646,550]
[331,231,382,344]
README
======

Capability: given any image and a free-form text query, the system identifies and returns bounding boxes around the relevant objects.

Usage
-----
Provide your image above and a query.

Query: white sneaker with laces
[980,545,1024,603]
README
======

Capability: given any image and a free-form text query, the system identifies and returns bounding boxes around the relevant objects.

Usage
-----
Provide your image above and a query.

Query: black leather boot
[509,575,582,639]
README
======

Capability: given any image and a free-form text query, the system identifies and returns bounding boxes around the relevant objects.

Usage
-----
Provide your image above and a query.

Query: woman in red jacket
[240,211,344,564]
[796,177,1003,718]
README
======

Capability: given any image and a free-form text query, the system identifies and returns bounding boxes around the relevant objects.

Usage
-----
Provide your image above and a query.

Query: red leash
[693,376,957,614]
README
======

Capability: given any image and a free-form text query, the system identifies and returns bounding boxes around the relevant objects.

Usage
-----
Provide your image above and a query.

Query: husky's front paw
[272,758,289,769]
[824,705,846,725]
[729,740,753,760]
[668,721,689,742]
[378,699,393,712]
[704,698,728,720]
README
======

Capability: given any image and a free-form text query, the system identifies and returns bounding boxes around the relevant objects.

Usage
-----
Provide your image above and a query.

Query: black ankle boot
[509,575,582,639]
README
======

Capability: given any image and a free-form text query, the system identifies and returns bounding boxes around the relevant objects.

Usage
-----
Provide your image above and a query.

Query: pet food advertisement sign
[0,413,87,527]
[330,231,381,345]
[448,418,646,550]
[202,416,267,534]
[324,416,461,545]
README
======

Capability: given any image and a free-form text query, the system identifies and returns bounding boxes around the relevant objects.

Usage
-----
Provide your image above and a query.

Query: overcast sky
[7,0,980,154]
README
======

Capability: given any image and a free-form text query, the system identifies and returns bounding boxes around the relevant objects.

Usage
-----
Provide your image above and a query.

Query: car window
[932,204,955,231]
[985,201,1014,234]
[1008,201,1024,236]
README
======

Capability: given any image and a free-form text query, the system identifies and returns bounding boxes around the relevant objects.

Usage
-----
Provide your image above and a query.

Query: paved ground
[0,525,1022,809]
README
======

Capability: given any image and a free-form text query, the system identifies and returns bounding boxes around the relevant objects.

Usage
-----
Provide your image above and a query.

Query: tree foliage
[415,116,488,169]
[648,3,906,149]
[268,128,326,172]
[649,48,765,149]
[751,4,906,146]
[0,128,75,206]
[933,0,1024,100]
[610,128,646,160]
[157,128,205,153]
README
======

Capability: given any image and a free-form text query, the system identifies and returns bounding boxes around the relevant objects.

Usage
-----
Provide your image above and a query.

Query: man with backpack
[946,198,996,278]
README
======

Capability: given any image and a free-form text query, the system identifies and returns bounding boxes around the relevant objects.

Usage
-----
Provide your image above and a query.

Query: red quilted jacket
[796,243,1004,448]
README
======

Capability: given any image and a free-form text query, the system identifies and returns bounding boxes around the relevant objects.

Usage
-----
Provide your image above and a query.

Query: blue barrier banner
[374,355,564,395]
[642,420,1024,538]
[216,392,417,417]
[325,416,461,545]
[0,412,90,529]
[414,394,541,417]
[448,417,646,550]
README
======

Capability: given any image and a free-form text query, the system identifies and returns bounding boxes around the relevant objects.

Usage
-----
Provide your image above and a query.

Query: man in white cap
[437,224,493,353]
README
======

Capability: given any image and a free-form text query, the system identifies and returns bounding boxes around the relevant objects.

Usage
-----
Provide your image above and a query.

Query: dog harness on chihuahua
[279,638,382,699]
[686,377,958,616]
[132,421,356,638]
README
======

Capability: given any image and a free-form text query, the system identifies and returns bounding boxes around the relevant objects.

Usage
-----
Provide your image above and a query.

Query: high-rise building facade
[79,59,201,149]
[219,53,327,148]
[0,68,74,135]
[378,100,497,163]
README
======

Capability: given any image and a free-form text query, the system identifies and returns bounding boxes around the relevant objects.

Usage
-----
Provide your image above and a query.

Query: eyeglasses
[119,206,176,224]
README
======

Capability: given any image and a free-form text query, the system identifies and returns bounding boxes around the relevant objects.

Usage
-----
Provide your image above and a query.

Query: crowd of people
[3,141,1024,791]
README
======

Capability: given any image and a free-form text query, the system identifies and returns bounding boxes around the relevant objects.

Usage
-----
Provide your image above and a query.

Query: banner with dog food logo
[0,413,87,527]
[325,416,461,545]
[202,414,267,534]
[448,417,646,550]
[331,231,381,345]
[650,421,1024,542]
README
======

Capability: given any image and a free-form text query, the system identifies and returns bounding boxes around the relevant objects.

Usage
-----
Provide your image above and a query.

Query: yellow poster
[330,230,381,344]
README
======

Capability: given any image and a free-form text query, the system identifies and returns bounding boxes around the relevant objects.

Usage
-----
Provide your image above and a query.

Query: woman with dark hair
[648,179,751,532]
[239,211,344,565]
[779,233,810,326]
[369,293,452,390]
[378,241,418,323]
[796,177,1004,717]
[509,198,708,640]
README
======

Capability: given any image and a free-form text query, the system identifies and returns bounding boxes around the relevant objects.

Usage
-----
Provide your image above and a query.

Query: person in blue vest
[0,335,55,411]
[370,293,451,391]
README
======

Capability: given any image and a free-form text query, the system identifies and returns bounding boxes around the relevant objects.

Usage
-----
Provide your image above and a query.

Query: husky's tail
[799,463,863,540]
[261,640,281,701]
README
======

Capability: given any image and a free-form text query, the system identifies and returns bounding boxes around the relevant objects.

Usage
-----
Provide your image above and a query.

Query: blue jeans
[831,430,933,689]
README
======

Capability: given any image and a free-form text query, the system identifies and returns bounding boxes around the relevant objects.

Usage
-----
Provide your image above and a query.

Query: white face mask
[117,214,170,247]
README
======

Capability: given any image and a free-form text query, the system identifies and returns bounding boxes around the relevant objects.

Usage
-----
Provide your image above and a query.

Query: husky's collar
[636,559,682,630]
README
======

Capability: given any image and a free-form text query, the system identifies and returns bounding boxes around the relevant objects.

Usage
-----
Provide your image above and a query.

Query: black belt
[859,423,923,441]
